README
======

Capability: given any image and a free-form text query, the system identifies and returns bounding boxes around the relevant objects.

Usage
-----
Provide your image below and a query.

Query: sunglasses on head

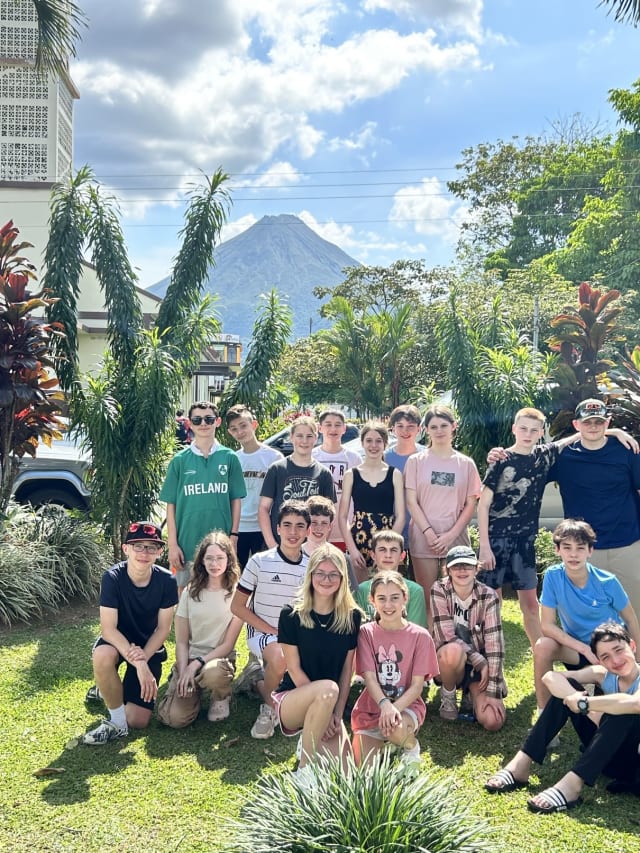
[191,415,217,425]
[129,522,158,536]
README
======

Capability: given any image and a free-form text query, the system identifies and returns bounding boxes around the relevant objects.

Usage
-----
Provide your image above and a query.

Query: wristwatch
[577,696,589,715]
[195,656,206,671]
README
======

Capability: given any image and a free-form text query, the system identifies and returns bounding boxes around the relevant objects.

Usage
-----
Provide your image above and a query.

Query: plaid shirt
[430,577,507,699]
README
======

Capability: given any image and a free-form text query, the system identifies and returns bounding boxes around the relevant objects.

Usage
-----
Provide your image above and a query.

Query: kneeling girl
[351,570,438,770]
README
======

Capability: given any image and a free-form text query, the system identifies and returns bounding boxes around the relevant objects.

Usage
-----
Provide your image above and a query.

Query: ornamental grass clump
[0,501,108,624]
[227,749,494,853]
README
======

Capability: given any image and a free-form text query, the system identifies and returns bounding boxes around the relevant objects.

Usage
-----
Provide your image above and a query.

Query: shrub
[227,749,494,853]
[0,502,109,624]
[535,527,557,576]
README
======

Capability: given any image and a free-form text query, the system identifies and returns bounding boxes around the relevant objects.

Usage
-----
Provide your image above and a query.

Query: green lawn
[0,600,638,853]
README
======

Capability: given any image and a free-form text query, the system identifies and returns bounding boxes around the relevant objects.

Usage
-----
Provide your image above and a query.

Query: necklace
[313,611,333,629]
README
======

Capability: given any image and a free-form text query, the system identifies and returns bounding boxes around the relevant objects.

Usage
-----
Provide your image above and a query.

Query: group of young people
[81,398,640,810]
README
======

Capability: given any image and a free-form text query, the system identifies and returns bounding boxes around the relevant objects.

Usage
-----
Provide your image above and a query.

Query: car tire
[19,487,89,511]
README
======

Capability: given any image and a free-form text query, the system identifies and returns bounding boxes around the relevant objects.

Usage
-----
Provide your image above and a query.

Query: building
[0,1,240,399]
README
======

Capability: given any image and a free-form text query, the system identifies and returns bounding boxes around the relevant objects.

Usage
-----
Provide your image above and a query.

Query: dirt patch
[0,596,99,638]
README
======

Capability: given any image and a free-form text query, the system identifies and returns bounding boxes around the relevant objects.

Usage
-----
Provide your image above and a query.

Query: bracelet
[378,696,391,706]
[229,532,239,537]
[422,526,432,534]
[195,656,206,671]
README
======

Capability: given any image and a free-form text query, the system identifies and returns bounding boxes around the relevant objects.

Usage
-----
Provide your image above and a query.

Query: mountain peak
[149,214,359,341]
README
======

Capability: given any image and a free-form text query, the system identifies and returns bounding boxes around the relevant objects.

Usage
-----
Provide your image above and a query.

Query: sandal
[527,786,582,814]
[484,768,528,794]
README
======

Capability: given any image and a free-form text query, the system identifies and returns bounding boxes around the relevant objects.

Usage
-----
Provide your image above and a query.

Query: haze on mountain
[148,214,360,342]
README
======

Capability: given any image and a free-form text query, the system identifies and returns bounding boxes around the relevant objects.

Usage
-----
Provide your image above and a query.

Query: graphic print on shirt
[282,476,321,501]
[377,644,405,699]
[431,471,455,487]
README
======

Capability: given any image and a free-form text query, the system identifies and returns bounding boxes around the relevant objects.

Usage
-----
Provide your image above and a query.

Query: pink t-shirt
[405,449,481,557]
[351,621,439,732]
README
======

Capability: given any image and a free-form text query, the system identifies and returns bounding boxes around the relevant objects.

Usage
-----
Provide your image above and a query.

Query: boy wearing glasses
[160,401,246,591]
[82,522,178,744]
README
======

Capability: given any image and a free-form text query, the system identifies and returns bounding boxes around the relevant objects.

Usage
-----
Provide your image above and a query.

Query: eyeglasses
[312,571,341,582]
[131,542,163,553]
[203,555,227,564]
[129,522,159,536]
[448,563,475,571]
[190,415,217,425]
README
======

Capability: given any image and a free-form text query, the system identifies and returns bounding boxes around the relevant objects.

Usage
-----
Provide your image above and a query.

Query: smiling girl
[158,531,242,728]
[339,421,405,583]
[271,544,363,786]
[351,571,438,772]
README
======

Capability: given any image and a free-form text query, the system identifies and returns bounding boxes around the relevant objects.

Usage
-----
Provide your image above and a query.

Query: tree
[31,0,87,76]
[44,167,230,557]
[600,0,640,24]
[0,221,65,515]
[278,334,342,407]
[219,290,292,423]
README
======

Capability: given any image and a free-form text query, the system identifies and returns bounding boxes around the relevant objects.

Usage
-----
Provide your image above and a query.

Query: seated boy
[485,622,640,811]
[534,518,640,712]
[82,522,178,744]
[231,500,310,739]
[355,530,428,628]
[303,495,358,592]
[430,546,507,731]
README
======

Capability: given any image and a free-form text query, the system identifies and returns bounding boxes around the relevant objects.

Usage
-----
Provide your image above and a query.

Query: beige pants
[590,540,640,620]
[157,655,235,729]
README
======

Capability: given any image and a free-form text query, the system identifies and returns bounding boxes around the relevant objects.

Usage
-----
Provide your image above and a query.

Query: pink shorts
[271,689,302,737]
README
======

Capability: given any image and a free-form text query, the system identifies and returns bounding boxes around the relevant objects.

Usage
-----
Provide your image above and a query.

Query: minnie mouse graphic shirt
[351,621,438,732]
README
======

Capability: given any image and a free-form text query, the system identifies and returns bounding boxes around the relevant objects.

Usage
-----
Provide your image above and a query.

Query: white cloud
[220,214,259,243]
[233,162,303,189]
[361,0,484,40]
[390,177,468,243]
[328,122,380,153]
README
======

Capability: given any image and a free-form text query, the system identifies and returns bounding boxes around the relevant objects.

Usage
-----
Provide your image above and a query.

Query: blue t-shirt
[602,669,640,695]
[540,562,629,644]
[547,438,640,549]
[385,448,419,546]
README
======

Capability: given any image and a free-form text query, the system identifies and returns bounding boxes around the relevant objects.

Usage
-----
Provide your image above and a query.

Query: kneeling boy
[83,522,178,744]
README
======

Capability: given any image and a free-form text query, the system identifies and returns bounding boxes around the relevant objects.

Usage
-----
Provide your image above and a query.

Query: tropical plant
[0,500,108,624]
[30,0,87,76]
[219,289,292,424]
[0,221,66,516]
[43,167,230,557]
[226,749,494,853]
[546,282,623,436]
[600,0,640,24]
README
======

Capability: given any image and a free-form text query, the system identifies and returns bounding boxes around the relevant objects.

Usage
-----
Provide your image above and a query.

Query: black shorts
[477,534,537,591]
[93,637,167,710]
[236,531,266,568]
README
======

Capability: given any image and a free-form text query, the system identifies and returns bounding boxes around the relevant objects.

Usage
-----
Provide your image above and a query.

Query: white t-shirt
[176,586,235,658]
[312,444,362,541]
[236,444,283,532]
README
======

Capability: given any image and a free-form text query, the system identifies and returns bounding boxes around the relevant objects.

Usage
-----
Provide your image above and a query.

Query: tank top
[352,467,395,515]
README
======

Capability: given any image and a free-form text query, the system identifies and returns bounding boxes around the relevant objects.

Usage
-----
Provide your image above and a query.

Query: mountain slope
[148,214,360,341]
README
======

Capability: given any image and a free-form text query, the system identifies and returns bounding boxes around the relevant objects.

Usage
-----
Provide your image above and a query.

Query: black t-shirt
[276,604,361,692]
[99,562,179,647]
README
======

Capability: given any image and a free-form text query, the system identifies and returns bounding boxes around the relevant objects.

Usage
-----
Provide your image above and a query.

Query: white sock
[441,687,456,700]
[404,742,420,758]
[108,705,127,730]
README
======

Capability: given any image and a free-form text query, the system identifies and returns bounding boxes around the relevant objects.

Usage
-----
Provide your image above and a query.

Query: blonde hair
[292,544,362,633]
[514,407,545,425]
[368,571,409,622]
[290,415,318,436]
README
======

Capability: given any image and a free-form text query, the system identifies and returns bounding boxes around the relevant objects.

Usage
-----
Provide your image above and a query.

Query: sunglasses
[190,415,217,425]
[129,522,159,536]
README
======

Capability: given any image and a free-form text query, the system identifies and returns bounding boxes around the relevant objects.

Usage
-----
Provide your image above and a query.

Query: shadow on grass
[39,737,137,805]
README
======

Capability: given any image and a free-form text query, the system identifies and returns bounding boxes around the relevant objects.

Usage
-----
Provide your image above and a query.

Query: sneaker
[208,697,230,722]
[399,743,421,777]
[81,719,128,745]
[459,690,473,716]
[251,703,277,739]
[295,735,303,761]
[439,691,459,721]
[233,659,264,696]
[85,684,102,703]
[293,764,317,792]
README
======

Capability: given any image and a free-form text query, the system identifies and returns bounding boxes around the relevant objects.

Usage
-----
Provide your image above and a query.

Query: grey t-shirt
[260,457,336,539]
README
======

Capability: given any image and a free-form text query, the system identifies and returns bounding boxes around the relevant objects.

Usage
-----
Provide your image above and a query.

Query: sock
[441,687,456,700]
[403,742,420,758]
[108,704,127,730]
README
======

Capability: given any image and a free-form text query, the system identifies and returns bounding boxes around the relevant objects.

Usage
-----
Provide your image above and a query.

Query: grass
[0,599,639,853]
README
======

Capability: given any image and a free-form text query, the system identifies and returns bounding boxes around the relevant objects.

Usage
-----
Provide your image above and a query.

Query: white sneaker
[81,719,128,745]
[251,703,277,739]
[208,697,230,722]
[295,735,303,761]
[293,764,317,792]
[439,690,459,721]
[399,743,421,777]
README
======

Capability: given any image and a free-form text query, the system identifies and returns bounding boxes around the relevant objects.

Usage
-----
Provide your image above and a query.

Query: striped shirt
[237,547,308,634]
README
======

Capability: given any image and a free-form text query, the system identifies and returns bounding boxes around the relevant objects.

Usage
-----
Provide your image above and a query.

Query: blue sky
[70,1,640,287]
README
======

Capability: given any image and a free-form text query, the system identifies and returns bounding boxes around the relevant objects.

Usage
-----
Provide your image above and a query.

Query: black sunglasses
[191,415,217,425]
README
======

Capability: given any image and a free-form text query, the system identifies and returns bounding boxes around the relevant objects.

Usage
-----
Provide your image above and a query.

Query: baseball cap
[574,398,608,421]
[125,521,164,544]
[446,545,478,567]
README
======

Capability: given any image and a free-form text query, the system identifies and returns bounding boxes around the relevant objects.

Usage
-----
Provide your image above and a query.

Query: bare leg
[412,556,442,616]
[92,644,124,709]
[533,637,580,709]
[436,643,466,690]
[353,732,384,768]
[517,588,542,650]
[256,642,286,709]
[279,680,339,768]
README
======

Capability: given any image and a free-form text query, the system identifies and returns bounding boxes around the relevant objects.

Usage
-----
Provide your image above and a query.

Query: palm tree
[600,0,640,24]
[31,0,87,76]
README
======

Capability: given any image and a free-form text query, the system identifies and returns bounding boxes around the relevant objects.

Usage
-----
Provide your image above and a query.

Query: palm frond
[32,0,87,76]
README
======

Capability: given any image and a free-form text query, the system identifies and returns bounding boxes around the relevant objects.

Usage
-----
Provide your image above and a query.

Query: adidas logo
[271,574,282,583]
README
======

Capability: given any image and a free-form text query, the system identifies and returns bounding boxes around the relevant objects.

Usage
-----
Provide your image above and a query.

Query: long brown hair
[189,531,240,601]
